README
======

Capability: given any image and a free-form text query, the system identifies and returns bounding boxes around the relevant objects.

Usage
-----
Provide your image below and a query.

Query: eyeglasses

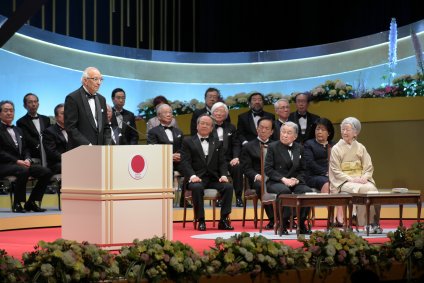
[276,106,290,110]
[87,77,104,83]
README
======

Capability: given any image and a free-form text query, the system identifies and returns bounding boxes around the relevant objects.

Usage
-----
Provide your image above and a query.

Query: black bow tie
[4,124,14,128]
[253,111,264,117]
[298,113,307,119]
[260,141,269,146]
[200,137,209,142]
[215,124,223,129]
[286,145,293,151]
[87,94,96,100]
[163,125,173,130]
[30,116,39,120]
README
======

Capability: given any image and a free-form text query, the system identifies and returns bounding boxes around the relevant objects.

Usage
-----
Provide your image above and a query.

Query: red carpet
[0,219,414,259]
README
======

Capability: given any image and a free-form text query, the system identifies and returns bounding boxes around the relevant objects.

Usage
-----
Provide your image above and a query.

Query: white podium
[61,145,173,248]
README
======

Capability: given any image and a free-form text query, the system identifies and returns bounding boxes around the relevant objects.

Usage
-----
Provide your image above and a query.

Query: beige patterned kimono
[329,139,379,226]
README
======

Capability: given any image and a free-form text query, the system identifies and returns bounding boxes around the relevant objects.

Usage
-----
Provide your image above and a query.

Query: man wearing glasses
[64,67,111,149]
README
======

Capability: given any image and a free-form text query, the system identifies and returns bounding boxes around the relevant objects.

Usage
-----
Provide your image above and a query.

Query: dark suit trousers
[0,164,52,204]
[228,163,243,198]
[268,182,312,222]
[187,180,233,220]
[251,180,274,221]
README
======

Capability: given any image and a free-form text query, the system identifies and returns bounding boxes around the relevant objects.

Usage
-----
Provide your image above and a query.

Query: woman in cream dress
[329,117,382,233]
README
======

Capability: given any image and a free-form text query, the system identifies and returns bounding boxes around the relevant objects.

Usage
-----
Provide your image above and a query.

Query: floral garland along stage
[1,223,424,282]
[136,73,424,120]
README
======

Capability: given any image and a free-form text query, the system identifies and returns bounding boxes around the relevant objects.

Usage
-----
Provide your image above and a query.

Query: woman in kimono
[329,117,382,234]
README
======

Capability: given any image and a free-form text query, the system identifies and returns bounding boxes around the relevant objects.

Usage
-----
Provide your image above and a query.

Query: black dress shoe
[198,220,206,231]
[216,200,222,207]
[218,219,234,230]
[281,228,289,235]
[236,198,243,207]
[24,201,46,212]
[265,221,274,230]
[12,203,26,213]
[299,224,312,235]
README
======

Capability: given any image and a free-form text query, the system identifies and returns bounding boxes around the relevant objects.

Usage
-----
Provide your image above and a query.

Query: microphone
[125,121,147,138]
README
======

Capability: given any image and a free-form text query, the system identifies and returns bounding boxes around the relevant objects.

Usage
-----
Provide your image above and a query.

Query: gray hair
[274,98,289,109]
[341,117,361,135]
[157,103,172,115]
[81,67,99,82]
[210,102,229,117]
[282,121,298,134]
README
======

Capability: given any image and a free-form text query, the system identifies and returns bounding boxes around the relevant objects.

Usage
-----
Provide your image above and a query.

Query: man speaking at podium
[64,67,111,149]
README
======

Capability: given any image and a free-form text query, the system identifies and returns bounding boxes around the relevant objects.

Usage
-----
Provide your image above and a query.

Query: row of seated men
[147,89,382,235]
[0,87,138,213]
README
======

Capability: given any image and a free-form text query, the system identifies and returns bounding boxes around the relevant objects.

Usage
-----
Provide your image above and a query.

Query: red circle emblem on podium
[128,154,147,180]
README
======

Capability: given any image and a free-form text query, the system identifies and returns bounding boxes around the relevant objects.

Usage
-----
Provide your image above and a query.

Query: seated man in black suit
[240,117,275,229]
[189,87,230,136]
[17,93,51,166]
[180,114,234,231]
[265,121,312,235]
[147,103,185,206]
[0,100,52,213]
[288,92,320,143]
[237,92,275,146]
[43,103,69,174]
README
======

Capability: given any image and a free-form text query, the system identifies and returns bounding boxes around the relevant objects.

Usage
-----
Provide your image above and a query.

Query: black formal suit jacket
[111,107,139,145]
[190,107,231,136]
[42,124,68,169]
[16,113,51,159]
[264,141,306,185]
[0,123,30,166]
[288,111,320,143]
[212,122,240,162]
[110,125,127,145]
[147,125,184,153]
[180,135,228,181]
[64,86,111,149]
[240,139,263,182]
[272,119,288,141]
[237,110,274,144]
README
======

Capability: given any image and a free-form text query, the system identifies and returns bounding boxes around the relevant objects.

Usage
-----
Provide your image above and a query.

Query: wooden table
[277,193,353,237]
[350,190,422,236]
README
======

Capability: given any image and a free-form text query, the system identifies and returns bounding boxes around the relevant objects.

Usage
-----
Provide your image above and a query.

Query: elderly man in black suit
[189,87,230,136]
[0,100,52,213]
[240,117,275,229]
[110,88,139,145]
[210,102,243,207]
[16,93,51,166]
[147,104,185,206]
[43,103,68,174]
[288,92,320,143]
[180,114,234,231]
[265,121,312,235]
[64,67,111,149]
[237,92,274,146]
